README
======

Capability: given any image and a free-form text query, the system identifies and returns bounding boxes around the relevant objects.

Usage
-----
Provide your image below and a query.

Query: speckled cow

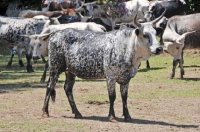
[0,16,59,72]
[42,13,165,122]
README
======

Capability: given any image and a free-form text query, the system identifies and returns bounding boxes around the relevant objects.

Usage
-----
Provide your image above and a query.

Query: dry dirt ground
[0,80,200,132]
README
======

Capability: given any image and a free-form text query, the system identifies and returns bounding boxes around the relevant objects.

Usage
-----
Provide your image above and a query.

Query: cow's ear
[135,28,140,36]
[43,37,48,43]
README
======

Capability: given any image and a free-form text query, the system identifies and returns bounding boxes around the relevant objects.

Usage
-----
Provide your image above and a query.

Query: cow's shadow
[138,67,166,72]
[62,116,199,128]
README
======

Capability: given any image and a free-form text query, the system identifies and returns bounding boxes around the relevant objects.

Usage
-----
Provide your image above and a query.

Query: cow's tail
[50,89,56,102]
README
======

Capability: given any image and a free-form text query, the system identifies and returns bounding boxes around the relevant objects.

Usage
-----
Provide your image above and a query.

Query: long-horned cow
[42,12,165,122]
[0,16,59,72]
[163,13,198,79]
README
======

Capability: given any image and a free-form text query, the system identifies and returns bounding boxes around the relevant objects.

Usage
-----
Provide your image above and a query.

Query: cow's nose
[33,56,40,60]
[156,47,163,54]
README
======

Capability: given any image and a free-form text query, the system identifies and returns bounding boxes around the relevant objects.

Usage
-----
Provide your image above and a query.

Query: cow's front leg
[40,60,49,83]
[120,83,131,122]
[26,54,34,72]
[106,78,117,122]
[179,59,184,78]
[169,59,178,79]
[42,71,58,117]
[64,72,82,118]
[7,54,14,67]
[18,47,24,67]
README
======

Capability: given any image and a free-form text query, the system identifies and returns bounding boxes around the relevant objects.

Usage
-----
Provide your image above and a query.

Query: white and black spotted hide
[0,16,52,72]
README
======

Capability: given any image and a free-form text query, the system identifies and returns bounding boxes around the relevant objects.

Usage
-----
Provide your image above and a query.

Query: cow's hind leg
[169,59,179,79]
[42,71,58,117]
[64,72,82,118]
[106,78,117,122]
[120,83,131,122]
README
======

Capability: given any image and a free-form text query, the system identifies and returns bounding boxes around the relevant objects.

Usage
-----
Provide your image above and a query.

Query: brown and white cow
[41,0,83,11]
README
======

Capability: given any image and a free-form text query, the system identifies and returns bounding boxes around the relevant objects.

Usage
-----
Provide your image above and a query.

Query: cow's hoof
[124,118,131,122]
[109,116,117,123]
[7,65,11,68]
[19,61,24,67]
[75,113,82,119]
[7,62,12,67]
[180,74,184,79]
[40,78,45,83]
[124,116,132,122]
[169,73,174,79]
[42,112,49,118]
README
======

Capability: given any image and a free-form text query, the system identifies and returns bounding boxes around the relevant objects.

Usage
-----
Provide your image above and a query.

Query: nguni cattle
[0,16,59,72]
[83,0,150,30]
[162,13,198,79]
[149,0,188,18]
[21,22,107,82]
[1,16,60,68]
[41,13,164,122]
[41,0,83,12]
[6,1,24,17]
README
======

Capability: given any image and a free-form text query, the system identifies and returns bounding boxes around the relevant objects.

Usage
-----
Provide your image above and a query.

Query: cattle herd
[0,0,199,122]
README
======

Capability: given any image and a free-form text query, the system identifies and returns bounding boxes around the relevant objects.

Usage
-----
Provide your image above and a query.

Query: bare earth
[0,80,199,132]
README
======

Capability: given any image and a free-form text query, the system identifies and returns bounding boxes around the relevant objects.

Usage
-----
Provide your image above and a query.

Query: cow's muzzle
[155,47,163,55]
[33,56,40,60]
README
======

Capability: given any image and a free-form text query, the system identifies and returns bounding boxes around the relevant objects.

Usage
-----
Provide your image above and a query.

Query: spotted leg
[64,72,82,118]
[120,83,131,122]
[42,71,58,117]
[106,78,117,122]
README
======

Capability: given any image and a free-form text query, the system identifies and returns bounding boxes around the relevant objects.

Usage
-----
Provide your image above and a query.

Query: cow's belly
[67,47,105,79]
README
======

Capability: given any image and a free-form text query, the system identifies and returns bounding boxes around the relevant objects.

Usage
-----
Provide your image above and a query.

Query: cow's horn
[176,31,196,45]
[60,4,67,12]
[75,4,84,12]
[17,34,30,38]
[83,1,97,6]
[134,12,141,27]
[151,9,166,25]
[39,32,55,38]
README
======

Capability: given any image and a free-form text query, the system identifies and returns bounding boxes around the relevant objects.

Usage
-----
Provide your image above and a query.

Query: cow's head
[144,11,155,22]
[133,10,166,56]
[163,31,195,60]
[19,32,53,61]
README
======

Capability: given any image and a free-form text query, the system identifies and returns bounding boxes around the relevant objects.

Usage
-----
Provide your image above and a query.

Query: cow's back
[49,27,136,79]
[166,13,200,48]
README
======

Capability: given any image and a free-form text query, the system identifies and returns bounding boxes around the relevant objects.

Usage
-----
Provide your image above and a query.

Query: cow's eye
[39,44,41,47]
[176,47,179,49]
